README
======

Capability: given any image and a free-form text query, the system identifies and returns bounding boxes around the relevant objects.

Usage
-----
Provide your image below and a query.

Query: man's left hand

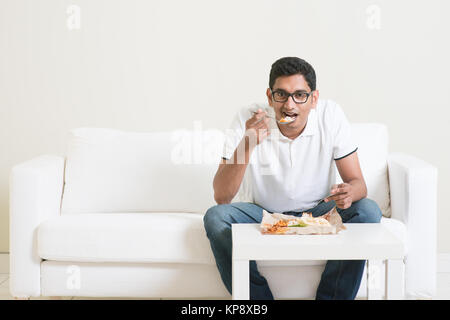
[324,183,353,209]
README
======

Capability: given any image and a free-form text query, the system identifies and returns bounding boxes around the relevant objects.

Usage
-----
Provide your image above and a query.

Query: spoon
[252,111,295,124]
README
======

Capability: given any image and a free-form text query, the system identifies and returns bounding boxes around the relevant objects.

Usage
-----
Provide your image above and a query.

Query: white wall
[1,0,449,252]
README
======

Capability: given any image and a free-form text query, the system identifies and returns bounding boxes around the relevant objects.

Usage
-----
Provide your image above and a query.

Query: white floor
[1,253,450,300]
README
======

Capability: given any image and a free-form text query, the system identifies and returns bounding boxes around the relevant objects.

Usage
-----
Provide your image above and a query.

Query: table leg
[232,259,249,300]
[367,259,383,300]
[385,259,404,300]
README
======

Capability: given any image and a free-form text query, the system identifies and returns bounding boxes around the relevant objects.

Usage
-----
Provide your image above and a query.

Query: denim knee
[203,204,232,234]
[352,198,382,223]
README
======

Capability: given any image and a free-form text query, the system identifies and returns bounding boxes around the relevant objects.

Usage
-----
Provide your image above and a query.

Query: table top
[232,223,405,261]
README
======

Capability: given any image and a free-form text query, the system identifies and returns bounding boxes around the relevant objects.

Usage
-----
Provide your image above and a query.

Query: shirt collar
[299,108,318,137]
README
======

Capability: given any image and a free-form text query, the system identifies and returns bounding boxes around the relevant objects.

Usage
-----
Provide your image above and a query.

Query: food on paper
[261,206,346,235]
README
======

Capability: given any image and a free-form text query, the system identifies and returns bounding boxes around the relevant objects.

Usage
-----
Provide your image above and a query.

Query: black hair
[269,57,316,91]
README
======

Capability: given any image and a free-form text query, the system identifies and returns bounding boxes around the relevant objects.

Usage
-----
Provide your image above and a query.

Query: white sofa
[9,124,437,299]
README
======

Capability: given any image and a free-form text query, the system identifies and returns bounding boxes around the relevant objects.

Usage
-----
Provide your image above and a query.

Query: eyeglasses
[270,89,314,104]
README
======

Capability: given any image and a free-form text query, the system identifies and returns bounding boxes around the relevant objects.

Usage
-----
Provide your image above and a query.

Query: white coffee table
[232,223,405,300]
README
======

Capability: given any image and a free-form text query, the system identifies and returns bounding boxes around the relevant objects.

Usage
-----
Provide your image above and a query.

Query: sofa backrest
[338,123,390,217]
[61,128,223,214]
[61,124,390,217]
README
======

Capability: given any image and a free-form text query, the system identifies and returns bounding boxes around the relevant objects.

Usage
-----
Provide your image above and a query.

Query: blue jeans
[203,198,382,300]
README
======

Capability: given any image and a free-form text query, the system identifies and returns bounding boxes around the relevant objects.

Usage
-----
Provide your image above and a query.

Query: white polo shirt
[222,99,357,213]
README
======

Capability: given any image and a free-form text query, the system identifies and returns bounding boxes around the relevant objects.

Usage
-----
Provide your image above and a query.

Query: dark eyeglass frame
[270,89,314,104]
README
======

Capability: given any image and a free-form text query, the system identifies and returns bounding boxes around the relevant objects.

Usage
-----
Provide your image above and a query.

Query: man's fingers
[324,192,346,202]
[331,188,341,195]
[250,117,270,133]
[246,109,271,132]
[327,183,352,209]
[247,117,259,127]
[332,183,350,194]
[328,193,348,201]
[252,110,268,122]
[247,116,263,129]
[325,196,351,208]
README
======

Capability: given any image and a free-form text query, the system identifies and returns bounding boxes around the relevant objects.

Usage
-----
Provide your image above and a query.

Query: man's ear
[311,90,319,108]
[266,88,273,107]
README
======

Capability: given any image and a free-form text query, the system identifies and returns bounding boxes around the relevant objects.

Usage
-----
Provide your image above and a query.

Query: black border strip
[334,147,358,161]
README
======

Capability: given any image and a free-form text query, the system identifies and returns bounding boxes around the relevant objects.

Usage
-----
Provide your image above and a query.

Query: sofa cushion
[61,128,222,215]
[38,212,216,264]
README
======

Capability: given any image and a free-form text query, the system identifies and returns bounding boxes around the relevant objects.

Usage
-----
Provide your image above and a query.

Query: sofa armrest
[9,155,65,298]
[387,152,437,299]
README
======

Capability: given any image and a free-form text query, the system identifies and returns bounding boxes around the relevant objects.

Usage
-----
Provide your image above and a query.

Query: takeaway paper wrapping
[261,206,346,235]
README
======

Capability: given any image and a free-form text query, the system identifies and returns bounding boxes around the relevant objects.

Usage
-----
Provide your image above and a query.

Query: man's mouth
[282,111,298,122]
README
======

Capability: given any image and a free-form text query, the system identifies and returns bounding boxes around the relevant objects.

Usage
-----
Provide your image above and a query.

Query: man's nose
[284,96,296,109]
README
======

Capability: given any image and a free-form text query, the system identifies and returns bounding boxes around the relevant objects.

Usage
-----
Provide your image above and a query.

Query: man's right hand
[245,108,271,146]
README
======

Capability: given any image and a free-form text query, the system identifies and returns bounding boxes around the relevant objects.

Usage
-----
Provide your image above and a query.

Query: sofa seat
[38,212,216,264]
[38,212,407,266]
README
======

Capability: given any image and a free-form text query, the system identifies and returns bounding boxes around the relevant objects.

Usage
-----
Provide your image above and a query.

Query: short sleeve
[222,111,245,160]
[332,103,358,160]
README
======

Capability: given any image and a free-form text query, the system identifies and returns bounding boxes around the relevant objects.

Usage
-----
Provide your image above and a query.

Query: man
[203,57,382,300]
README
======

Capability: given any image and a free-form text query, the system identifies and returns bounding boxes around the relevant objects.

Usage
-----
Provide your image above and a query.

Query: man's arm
[213,137,254,204]
[213,109,270,204]
[325,152,367,209]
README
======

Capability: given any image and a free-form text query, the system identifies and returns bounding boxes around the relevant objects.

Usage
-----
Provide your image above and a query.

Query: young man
[203,57,382,300]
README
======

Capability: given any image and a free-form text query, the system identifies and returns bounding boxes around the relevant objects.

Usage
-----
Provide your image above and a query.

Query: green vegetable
[288,223,307,227]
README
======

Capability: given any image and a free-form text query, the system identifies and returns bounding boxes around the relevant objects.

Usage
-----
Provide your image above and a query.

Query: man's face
[266,74,319,135]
